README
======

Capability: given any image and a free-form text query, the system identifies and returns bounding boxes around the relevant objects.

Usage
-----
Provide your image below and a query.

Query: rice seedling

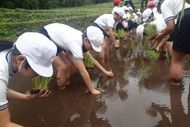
[144,49,160,61]
[83,53,94,69]
[115,29,127,39]
[30,76,51,94]
[144,24,157,40]
[138,64,152,83]
[126,36,139,59]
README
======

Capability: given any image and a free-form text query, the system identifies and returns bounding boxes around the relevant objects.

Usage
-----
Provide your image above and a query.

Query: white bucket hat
[87,26,104,52]
[15,32,57,77]
[142,8,153,22]
[113,7,126,19]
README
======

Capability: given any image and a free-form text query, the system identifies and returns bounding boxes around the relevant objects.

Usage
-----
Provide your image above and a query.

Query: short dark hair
[0,40,14,52]
[12,47,31,69]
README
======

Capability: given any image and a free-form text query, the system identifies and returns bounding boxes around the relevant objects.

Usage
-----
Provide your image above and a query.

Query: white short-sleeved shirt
[161,0,190,23]
[44,23,84,60]
[136,24,145,39]
[0,50,9,110]
[150,14,166,32]
[94,14,115,30]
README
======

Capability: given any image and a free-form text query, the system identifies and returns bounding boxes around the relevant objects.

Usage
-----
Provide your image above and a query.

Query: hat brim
[91,43,101,52]
[143,17,149,22]
[123,14,127,19]
[27,57,53,77]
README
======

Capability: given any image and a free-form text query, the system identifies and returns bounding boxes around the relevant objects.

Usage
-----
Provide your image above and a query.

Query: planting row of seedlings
[115,23,159,83]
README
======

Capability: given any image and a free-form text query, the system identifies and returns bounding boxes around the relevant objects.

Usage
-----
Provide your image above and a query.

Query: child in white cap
[136,8,154,39]
[0,32,57,126]
[93,7,126,61]
[40,23,113,95]
[136,7,168,54]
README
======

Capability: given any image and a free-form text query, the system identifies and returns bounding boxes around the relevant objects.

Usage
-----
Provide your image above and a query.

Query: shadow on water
[8,38,190,127]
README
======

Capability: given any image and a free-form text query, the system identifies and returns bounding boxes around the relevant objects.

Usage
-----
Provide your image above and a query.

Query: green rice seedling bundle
[31,76,51,94]
[116,29,127,39]
[83,53,94,69]
[144,24,157,40]
[138,64,152,83]
[144,49,159,61]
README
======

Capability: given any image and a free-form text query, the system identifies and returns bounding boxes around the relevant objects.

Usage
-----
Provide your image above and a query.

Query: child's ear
[84,37,90,44]
[15,55,25,64]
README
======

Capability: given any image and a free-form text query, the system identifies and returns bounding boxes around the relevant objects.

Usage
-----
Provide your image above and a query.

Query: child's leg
[166,41,173,56]
[170,49,186,81]
[59,52,73,85]
[65,52,78,82]
[0,109,23,127]
[53,55,67,89]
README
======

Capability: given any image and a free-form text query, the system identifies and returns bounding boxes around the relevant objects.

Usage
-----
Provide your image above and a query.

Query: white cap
[112,6,118,15]
[87,26,104,52]
[142,8,153,22]
[15,32,57,77]
[128,6,133,11]
[113,7,126,19]
[136,9,142,15]
[154,0,159,6]
[122,6,129,11]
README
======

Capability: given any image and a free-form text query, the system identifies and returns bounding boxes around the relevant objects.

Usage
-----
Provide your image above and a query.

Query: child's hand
[154,33,164,43]
[91,89,101,95]
[26,89,51,100]
[105,71,114,77]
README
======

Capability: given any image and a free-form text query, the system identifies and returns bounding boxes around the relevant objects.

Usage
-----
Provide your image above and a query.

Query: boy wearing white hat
[137,8,168,52]
[93,7,126,61]
[0,32,57,126]
[136,8,154,39]
[40,23,113,95]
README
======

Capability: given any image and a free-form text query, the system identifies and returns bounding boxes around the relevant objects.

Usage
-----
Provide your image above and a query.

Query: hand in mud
[105,71,114,77]
[91,89,101,95]
[26,89,51,100]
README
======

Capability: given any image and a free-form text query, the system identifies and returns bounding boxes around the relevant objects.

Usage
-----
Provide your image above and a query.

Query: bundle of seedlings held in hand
[30,76,51,94]
[143,24,157,40]
[83,53,94,69]
[144,49,160,61]
[143,24,159,61]
[115,29,128,39]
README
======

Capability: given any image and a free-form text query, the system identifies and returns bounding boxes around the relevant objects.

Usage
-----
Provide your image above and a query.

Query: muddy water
[8,41,190,127]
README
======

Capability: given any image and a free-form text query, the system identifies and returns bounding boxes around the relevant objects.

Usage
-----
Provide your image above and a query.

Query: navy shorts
[173,8,190,54]
[92,23,109,38]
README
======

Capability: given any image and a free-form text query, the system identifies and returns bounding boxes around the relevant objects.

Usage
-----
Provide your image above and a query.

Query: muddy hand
[38,89,51,97]
[154,33,163,44]
[26,89,51,100]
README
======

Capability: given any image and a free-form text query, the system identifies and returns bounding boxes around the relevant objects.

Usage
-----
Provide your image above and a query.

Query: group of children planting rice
[1,0,190,126]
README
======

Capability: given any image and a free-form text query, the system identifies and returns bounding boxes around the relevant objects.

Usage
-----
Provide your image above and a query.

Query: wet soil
[8,40,190,127]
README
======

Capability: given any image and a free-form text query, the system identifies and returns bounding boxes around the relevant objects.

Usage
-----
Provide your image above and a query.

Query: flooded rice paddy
[8,39,190,127]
